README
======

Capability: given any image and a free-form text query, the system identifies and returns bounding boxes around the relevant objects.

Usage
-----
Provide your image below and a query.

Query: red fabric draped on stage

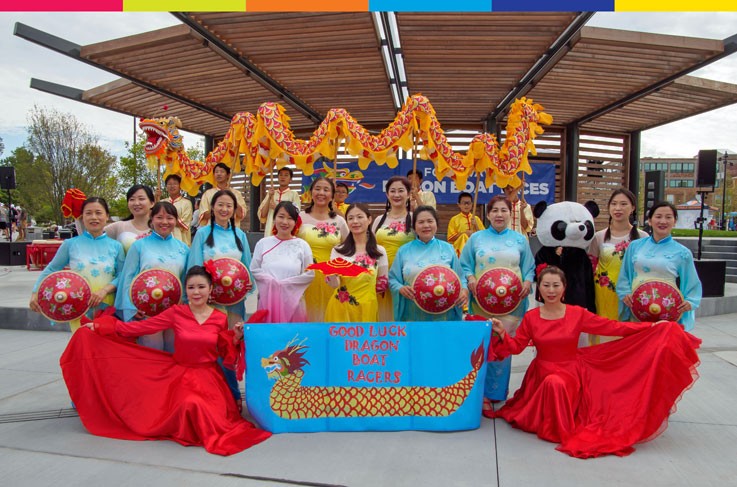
[60,305,270,456]
[490,306,700,458]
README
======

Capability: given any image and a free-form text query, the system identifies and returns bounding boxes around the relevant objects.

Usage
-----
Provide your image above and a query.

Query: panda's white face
[536,202,596,249]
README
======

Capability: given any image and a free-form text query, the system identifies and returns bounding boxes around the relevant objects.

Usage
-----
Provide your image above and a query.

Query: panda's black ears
[533,201,548,219]
[584,200,600,218]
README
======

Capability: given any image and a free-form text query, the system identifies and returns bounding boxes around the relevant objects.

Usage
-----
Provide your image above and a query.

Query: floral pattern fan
[130,269,182,317]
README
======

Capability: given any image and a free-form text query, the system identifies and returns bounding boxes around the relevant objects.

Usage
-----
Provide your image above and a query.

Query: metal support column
[628,130,641,222]
[564,124,580,201]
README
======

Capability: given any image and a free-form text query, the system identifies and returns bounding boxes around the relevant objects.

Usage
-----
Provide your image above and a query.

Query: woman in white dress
[251,202,314,323]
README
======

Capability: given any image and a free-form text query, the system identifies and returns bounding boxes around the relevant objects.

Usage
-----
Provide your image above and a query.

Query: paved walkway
[1,317,736,486]
[1,265,737,485]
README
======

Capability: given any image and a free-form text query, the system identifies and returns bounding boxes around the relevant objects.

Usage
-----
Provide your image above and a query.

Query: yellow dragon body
[141,95,552,195]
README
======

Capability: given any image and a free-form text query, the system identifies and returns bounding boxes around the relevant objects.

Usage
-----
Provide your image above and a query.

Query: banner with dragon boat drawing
[244,320,491,433]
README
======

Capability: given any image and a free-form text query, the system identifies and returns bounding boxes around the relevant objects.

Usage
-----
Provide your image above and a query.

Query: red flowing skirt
[60,329,271,456]
[493,322,700,458]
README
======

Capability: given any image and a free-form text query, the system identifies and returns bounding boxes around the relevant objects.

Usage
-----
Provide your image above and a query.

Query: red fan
[130,269,182,317]
[209,258,251,306]
[411,265,462,314]
[37,271,92,322]
[307,258,369,277]
[631,280,684,322]
[475,267,523,316]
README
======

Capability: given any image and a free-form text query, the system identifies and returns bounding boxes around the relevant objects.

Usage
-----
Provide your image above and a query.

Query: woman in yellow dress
[588,188,648,344]
[371,176,415,321]
[298,176,348,322]
[325,204,388,322]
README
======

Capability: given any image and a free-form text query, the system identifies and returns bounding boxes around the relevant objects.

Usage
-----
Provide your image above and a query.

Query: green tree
[118,135,157,190]
[25,106,121,223]
[1,147,56,223]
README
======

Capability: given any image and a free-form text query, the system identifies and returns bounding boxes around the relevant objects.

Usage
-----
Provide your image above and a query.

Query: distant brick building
[641,157,697,206]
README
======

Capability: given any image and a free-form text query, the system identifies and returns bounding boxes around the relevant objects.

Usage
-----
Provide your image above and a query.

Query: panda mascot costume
[533,201,599,344]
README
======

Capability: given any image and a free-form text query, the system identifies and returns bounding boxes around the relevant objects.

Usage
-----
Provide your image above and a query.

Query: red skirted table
[26,240,63,271]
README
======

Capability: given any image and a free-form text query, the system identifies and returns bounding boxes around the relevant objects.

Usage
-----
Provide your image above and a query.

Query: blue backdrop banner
[244,320,491,433]
[301,159,555,205]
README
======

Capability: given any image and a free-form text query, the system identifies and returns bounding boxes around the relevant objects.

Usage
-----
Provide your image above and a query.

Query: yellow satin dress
[373,215,415,322]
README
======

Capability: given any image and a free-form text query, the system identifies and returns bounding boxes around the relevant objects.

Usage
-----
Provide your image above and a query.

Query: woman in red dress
[60,266,271,456]
[488,265,700,458]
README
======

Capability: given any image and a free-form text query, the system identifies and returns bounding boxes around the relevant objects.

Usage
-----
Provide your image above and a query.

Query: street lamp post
[720,152,734,230]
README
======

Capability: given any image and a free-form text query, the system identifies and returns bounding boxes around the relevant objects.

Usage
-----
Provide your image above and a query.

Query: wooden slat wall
[575,131,629,228]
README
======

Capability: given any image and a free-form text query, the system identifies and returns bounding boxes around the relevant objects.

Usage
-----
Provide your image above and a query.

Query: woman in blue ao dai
[460,195,535,410]
[188,190,254,323]
[389,206,468,321]
[187,190,253,410]
[30,197,125,332]
[617,202,701,331]
[115,202,189,351]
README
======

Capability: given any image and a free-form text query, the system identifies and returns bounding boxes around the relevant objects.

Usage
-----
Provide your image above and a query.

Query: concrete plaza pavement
[1,265,737,486]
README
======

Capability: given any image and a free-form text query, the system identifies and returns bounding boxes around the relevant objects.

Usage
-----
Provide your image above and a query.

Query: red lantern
[411,265,462,314]
[209,258,251,306]
[631,280,684,322]
[130,269,182,317]
[475,268,523,316]
[37,271,92,322]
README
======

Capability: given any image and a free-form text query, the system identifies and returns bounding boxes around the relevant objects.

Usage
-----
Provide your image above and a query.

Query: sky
[1,11,736,161]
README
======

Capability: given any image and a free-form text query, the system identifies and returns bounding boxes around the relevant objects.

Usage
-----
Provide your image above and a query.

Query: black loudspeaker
[697,150,717,188]
[694,259,726,297]
[0,166,16,190]
[0,242,28,266]
[644,170,665,216]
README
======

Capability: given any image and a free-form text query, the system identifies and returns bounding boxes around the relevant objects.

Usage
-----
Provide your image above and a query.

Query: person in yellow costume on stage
[447,191,485,257]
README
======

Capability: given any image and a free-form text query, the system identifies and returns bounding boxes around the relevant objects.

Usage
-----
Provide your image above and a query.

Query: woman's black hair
[605,187,641,243]
[149,201,179,230]
[334,204,383,260]
[122,184,155,221]
[647,201,678,221]
[375,176,412,232]
[535,265,567,303]
[272,201,300,235]
[304,176,337,218]
[486,194,512,213]
[412,205,438,232]
[81,197,110,216]
[205,190,244,252]
[186,265,213,286]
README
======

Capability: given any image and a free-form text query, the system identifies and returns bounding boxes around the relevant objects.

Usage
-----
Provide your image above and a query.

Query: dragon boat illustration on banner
[261,339,485,419]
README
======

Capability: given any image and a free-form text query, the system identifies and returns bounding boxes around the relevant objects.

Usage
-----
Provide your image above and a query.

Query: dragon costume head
[139,117,184,157]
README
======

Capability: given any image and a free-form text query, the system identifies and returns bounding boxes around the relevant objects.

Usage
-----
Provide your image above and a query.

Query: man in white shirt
[160,174,193,245]
[407,169,436,210]
[198,163,247,227]
[503,182,534,237]
[257,167,301,236]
